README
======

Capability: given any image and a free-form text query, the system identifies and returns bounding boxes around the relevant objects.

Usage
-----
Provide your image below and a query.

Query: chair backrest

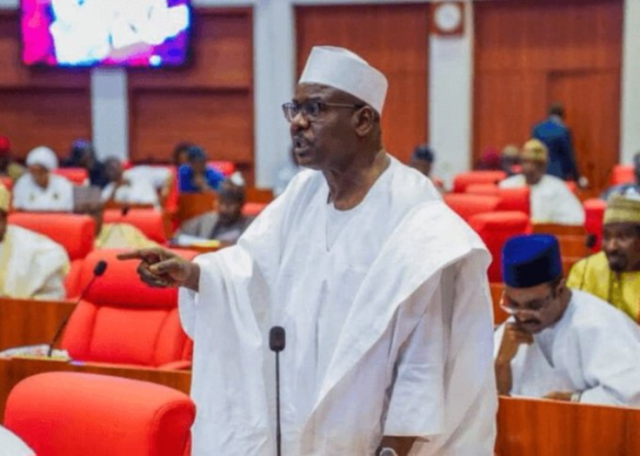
[583,198,606,250]
[4,372,195,456]
[452,170,507,193]
[61,249,197,367]
[8,212,95,260]
[208,160,235,176]
[468,211,532,282]
[466,184,531,216]
[610,164,634,185]
[0,176,14,191]
[103,208,167,244]
[444,193,501,222]
[53,167,88,185]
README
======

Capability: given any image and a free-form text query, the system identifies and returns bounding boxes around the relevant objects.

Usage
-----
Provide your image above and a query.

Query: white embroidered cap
[26,146,58,171]
[299,46,388,114]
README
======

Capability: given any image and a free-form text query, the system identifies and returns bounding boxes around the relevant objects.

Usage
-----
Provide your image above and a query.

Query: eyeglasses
[499,292,555,316]
[282,100,364,122]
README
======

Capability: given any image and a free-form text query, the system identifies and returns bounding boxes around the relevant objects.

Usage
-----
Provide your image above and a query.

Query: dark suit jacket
[532,116,580,180]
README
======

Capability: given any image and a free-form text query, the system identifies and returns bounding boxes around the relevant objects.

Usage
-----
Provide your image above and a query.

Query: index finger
[117,249,159,261]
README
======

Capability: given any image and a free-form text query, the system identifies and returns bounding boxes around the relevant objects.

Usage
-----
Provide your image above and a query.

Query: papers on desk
[0,344,70,361]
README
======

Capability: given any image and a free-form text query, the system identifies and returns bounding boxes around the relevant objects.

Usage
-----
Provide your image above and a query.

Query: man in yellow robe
[91,205,159,250]
[0,185,69,299]
[568,194,640,322]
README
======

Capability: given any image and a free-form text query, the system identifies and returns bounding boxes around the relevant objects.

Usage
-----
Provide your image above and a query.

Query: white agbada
[0,425,34,456]
[494,289,640,406]
[0,225,69,299]
[12,173,74,212]
[499,174,585,225]
[101,177,159,207]
[180,157,497,455]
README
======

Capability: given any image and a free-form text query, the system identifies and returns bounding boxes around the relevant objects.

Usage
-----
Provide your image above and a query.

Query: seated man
[500,139,584,225]
[174,175,253,245]
[61,139,108,189]
[408,144,444,191]
[567,194,640,321]
[178,145,225,193]
[602,152,640,200]
[0,136,25,182]
[0,185,68,299]
[494,233,640,406]
[501,144,521,177]
[101,157,159,208]
[12,146,74,212]
[90,205,159,250]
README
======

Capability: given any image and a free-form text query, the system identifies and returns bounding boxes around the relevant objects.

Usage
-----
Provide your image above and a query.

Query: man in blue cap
[494,233,640,406]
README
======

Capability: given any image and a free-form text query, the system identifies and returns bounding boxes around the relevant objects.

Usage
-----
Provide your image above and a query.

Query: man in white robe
[0,425,33,456]
[13,146,74,212]
[0,185,69,299]
[499,139,584,225]
[121,46,497,455]
[101,157,159,208]
[495,234,640,406]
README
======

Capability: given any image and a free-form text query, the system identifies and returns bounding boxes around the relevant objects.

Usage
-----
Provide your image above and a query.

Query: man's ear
[353,106,376,137]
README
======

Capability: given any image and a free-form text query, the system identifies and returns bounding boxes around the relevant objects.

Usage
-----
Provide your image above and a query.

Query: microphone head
[269,326,286,352]
[93,260,108,277]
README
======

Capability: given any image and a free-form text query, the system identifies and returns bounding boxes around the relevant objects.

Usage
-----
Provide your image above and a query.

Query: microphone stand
[269,326,285,456]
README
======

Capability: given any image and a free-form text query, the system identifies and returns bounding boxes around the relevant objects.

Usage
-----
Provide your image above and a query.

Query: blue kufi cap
[502,234,562,288]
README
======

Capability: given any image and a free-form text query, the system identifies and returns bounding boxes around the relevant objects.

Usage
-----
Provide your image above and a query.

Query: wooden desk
[0,298,75,352]
[0,358,191,422]
[496,396,640,455]
[532,223,587,237]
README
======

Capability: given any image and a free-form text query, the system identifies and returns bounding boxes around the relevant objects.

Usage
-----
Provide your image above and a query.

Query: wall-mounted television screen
[21,0,192,68]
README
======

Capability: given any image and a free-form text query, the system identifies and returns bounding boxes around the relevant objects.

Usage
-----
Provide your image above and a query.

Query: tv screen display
[21,0,191,68]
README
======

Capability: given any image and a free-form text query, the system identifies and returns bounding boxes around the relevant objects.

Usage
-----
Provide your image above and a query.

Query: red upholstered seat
[465,184,531,216]
[52,167,88,185]
[452,170,507,193]
[584,198,607,251]
[103,208,167,244]
[61,249,197,368]
[4,372,194,456]
[610,164,634,185]
[0,175,13,190]
[243,202,267,216]
[444,193,501,222]
[208,160,235,176]
[469,211,532,282]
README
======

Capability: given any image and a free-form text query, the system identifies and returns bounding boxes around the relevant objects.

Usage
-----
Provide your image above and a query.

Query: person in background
[61,139,108,188]
[101,157,159,208]
[178,145,225,193]
[173,142,193,167]
[408,143,444,191]
[174,173,253,245]
[601,152,640,200]
[495,234,640,406]
[89,203,159,250]
[567,194,640,322]
[0,136,25,182]
[13,146,74,212]
[476,146,502,171]
[532,102,582,183]
[501,144,521,177]
[500,139,584,225]
[0,184,68,299]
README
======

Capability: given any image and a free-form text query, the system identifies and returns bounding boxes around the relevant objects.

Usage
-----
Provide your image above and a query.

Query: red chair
[8,213,96,298]
[466,184,531,216]
[584,198,606,251]
[103,208,167,244]
[243,202,267,216]
[452,170,507,193]
[469,211,532,282]
[208,160,235,177]
[60,249,197,368]
[444,193,501,222]
[0,175,14,191]
[4,372,195,456]
[610,164,634,185]
[53,167,88,185]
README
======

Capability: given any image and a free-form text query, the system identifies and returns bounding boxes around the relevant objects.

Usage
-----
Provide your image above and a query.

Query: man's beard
[607,253,628,273]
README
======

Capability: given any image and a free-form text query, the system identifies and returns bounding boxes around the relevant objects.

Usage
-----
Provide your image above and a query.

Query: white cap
[26,146,58,171]
[299,46,388,114]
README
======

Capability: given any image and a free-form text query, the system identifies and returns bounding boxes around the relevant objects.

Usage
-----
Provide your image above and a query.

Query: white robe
[180,157,497,455]
[0,226,69,299]
[0,425,33,456]
[499,174,585,225]
[494,290,640,406]
[12,173,74,212]
[101,177,159,207]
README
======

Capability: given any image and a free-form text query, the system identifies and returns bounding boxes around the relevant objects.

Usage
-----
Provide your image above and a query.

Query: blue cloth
[178,164,225,192]
[502,234,562,288]
[532,117,580,181]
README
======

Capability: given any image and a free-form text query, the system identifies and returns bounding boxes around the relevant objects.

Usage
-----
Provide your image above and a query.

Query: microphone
[269,326,286,456]
[46,260,108,357]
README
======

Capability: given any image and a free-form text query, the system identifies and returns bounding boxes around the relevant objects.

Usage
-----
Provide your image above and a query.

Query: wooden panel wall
[474,0,623,191]
[128,8,254,181]
[295,4,429,164]
[0,12,91,160]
